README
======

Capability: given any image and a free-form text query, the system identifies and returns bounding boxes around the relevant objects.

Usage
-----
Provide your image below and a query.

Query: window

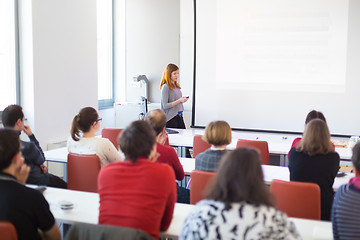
[97,0,114,109]
[0,0,18,110]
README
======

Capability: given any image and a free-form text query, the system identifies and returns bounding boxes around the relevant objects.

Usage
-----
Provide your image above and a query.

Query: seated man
[2,105,67,188]
[0,128,61,240]
[144,109,185,181]
[98,121,176,239]
[332,142,360,239]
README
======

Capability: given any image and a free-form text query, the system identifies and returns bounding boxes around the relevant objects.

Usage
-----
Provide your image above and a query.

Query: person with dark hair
[195,120,231,172]
[289,119,340,220]
[2,105,67,188]
[291,110,327,149]
[0,129,61,240]
[180,148,300,239]
[98,120,176,239]
[160,63,188,128]
[332,142,360,239]
[144,109,184,180]
[67,107,123,167]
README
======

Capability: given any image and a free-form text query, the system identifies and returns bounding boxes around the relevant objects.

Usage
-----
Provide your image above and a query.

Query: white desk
[41,186,332,240]
[169,128,353,163]
[179,157,354,191]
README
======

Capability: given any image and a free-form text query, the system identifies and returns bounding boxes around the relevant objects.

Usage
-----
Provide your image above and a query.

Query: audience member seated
[0,128,61,240]
[2,105,67,188]
[291,110,327,149]
[180,148,301,239]
[98,120,176,239]
[144,109,188,203]
[289,119,339,220]
[332,142,360,239]
[144,109,184,180]
[195,121,231,172]
[67,107,123,167]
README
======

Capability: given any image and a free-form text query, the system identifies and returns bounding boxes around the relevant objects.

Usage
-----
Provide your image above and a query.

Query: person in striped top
[332,142,360,239]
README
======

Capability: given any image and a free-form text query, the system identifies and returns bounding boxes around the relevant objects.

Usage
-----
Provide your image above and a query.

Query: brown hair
[305,110,326,125]
[144,109,167,136]
[2,105,24,128]
[118,120,156,163]
[203,121,232,146]
[352,142,360,173]
[160,63,181,90]
[297,119,333,156]
[71,107,98,141]
[0,128,21,171]
[205,148,274,207]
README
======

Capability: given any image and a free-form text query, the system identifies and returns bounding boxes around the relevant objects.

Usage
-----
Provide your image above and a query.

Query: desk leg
[280,155,285,166]
[177,146,186,157]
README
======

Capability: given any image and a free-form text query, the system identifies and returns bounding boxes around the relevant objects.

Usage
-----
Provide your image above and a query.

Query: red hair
[160,63,181,90]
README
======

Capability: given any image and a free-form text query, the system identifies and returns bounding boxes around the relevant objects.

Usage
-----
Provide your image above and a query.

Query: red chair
[192,135,211,158]
[101,128,123,148]
[270,179,321,220]
[67,153,101,193]
[0,221,18,240]
[236,139,270,165]
[190,170,216,204]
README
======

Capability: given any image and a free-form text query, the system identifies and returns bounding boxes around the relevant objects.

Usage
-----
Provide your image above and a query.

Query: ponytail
[71,114,81,141]
[70,107,98,141]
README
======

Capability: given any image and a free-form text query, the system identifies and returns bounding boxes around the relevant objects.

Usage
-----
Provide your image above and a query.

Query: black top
[0,172,55,240]
[288,148,340,220]
[21,134,50,185]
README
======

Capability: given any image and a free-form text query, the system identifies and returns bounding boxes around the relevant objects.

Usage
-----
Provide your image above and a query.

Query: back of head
[305,110,326,125]
[352,142,360,174]
[203,121,232,146]
[205,148,273,207]
[144,109,166,136]
[0,128,20,171]
[118,120,156,163]
[2,105,24,128]
[298,119,332,156]
[160,63,180,90]
[71,107,98,141]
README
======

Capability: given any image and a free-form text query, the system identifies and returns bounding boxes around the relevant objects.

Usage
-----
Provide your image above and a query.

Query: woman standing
[288,119,340,220]
[180,148,300,239]
[67,107,123,167]
[160,63,188,128]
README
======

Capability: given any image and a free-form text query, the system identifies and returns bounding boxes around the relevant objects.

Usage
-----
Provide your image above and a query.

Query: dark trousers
[166,115,186,129]
[48,174,68,189]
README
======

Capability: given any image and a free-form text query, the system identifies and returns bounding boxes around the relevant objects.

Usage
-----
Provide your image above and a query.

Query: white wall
[19,0,98,148]
[124,0,180,103]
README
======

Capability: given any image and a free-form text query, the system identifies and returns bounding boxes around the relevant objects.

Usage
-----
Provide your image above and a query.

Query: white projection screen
[193,0,360,136]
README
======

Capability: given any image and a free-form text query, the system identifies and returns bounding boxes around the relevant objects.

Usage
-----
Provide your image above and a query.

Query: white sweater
[67,136,123,167]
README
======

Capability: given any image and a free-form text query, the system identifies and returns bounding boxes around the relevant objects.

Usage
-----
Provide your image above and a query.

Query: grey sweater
[161,83,184,121]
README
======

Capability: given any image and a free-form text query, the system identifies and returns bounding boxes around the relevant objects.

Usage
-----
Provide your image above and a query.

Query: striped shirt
[332,184,360,240]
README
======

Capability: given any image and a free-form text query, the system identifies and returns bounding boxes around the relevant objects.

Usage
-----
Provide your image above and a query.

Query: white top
[67,136,123,167]
[180,199,301,240]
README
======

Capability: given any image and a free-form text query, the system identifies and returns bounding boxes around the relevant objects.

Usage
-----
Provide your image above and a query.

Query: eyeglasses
[96,118,102,122]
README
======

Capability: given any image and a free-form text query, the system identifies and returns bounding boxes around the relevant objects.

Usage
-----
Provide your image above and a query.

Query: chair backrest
[190,170,216,204]
[192,135,211,158]
[236,139,270,165]
[270,179,321,220]
[101,128,123,148]
[65,222,153,240]
[67,153,101,193]
[0,221,18,240]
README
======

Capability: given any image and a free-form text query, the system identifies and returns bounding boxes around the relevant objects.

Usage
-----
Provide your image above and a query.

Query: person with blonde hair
[195,121,232,172]
[181,148,300,239]
[160,63,188,128]
[67,107,123,167]
[289,119,340,220]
